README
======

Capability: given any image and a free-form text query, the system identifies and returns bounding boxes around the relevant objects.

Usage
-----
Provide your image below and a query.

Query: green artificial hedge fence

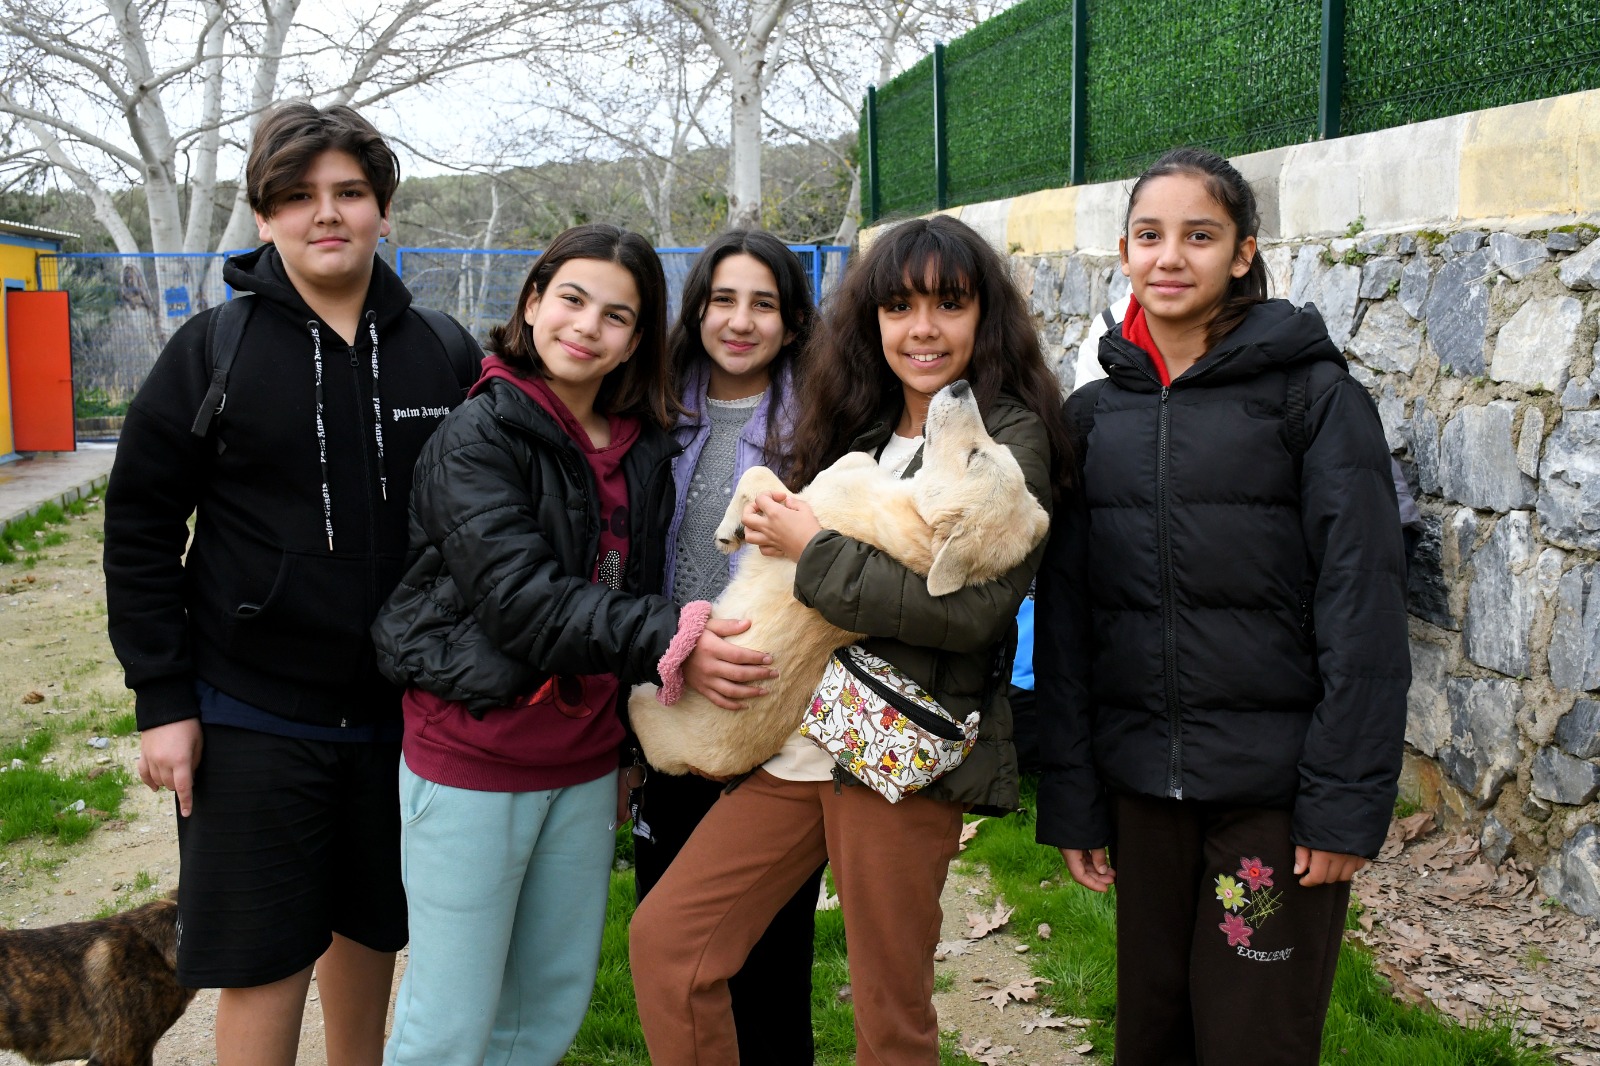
[862,0,1600,220]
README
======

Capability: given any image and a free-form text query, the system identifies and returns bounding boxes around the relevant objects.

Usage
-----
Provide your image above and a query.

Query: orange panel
[6,290,74,452]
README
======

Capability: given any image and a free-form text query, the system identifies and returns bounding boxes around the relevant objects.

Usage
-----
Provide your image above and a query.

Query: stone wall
[1012,223,1600,916]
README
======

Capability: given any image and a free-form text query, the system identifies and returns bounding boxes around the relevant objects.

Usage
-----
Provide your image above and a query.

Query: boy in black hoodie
[104,103,480,1065]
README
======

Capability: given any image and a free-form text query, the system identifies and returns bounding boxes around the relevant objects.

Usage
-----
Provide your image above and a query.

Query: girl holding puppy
[372,224,774,1066]
[633,230,825,1065]
[1034,147,1409,1063]
[631,215,1071,1065]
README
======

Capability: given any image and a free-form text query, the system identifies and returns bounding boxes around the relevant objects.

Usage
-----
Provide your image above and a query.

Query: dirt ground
[1,505,1596,1065]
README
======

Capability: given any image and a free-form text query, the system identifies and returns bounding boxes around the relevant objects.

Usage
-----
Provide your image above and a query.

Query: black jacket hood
[1100,299,1347,392]
[223,243,413,332]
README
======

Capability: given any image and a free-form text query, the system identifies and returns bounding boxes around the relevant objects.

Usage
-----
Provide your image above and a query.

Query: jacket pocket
[221,550,374,686]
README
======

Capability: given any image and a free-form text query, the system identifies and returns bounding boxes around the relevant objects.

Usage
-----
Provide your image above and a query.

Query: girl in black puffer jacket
[1035,148,1409,1065]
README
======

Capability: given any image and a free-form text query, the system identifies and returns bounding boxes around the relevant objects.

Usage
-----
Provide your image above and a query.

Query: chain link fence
[43,244,851,411]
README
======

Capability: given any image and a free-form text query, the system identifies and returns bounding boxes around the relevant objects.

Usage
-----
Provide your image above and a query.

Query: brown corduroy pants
[630,769,963,1066]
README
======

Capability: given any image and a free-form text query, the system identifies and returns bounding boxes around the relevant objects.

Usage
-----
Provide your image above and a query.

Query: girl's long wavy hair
[1125,146,1268,350]
[667,230,815,462]
[488,223,682,429]
[784,215,1073,499]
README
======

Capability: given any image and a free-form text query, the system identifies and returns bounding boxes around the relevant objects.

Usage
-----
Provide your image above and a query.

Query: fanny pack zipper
[837,648,964,742]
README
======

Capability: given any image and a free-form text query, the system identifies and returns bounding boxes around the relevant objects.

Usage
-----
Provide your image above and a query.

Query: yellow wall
[0,242,42,458]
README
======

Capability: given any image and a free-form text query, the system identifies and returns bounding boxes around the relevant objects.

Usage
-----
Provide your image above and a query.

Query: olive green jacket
[792,394,1053,813]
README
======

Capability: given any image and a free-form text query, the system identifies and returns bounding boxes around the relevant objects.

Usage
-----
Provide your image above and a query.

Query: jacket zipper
[841,650,964,742]
[1156,384,1182,799]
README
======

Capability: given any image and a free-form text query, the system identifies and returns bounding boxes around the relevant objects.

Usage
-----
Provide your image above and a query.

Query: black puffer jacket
[371,378,680,715]
[1035,300,1409,859]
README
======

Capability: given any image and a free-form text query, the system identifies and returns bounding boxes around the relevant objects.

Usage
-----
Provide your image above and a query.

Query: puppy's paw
[714,523,746,554]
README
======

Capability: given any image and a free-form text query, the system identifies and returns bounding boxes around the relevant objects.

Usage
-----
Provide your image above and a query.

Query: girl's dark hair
[668,230,815,461]
[1125,146,1267,350]
[785,215,1073,500]
[488,224,681,429]
[247,102,400,216]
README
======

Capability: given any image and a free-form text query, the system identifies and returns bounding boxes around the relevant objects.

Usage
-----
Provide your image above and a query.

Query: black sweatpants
[1110,792,1350,1066]
[634,770,827,1066]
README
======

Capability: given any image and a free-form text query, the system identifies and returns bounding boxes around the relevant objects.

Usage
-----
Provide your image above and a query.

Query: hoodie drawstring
[367,310,388,501]
[308,315,391,550]
[308,321,336,551]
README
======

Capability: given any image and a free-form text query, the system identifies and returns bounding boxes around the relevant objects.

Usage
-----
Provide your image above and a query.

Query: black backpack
[189,295,480,439]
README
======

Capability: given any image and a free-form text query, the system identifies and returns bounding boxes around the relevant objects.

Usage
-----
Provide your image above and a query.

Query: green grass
[958,781,1554,1065]
[92,869,162,919]
[0,729,129,846]
[0,496,95,565]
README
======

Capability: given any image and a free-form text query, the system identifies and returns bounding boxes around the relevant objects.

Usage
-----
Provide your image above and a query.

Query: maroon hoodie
[401,357,642,792]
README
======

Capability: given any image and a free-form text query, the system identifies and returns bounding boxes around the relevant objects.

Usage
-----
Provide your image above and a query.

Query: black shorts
[174,724,407,988]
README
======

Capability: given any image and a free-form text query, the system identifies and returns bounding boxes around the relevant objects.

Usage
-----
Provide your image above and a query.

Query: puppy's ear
[926,520,973,596]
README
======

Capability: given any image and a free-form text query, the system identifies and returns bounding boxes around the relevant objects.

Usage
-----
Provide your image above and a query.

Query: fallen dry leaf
[973,976,1050,1011]
[959,1037,1014,1065]
[22,690,44,704]
[966,898,1014,939]
[934,939,973,960]
[958,817,987,851]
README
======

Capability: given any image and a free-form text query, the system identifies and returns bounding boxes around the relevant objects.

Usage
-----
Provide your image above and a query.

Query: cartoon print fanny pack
[800,645,979,803]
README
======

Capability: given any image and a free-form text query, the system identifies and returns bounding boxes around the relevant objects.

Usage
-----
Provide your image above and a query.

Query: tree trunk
[725,63,763,230]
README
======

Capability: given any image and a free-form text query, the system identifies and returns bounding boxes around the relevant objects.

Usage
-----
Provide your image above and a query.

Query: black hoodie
[105,245,481,731]
[1034,300,1410,859]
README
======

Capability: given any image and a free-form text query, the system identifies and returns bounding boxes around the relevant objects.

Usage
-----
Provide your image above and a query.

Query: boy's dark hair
[785,214,1073,499]
[668,229,815,461]
[246,103,400,217]
[488,224,680,429]
[1125,146,1267,350]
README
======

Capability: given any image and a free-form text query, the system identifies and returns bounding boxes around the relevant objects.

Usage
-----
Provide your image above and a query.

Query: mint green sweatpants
[385,759,617,1066]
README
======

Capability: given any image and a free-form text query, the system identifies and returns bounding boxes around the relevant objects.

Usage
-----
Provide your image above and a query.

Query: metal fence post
[866,85,881,224]
[1318,0,1345,139]
[1070,0,1088,185]
[933,42,949,210]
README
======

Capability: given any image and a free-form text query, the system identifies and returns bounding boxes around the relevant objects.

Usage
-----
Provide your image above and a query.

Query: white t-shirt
[763,432,925,782]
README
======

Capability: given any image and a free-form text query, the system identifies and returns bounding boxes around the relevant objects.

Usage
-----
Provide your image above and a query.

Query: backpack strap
[1100,306,1118,332]
[190,294,255,439]
[1067,378,1108,450]
[411,305,483,392]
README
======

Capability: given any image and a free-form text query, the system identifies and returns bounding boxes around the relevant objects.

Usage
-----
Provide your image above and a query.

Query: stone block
[1550,563,1600,693]
[1349,300,1422,375]
[1398,255,1432,320]
[1410,400,1441,495]
[1289,245,1325,305]
[1441,677,1523,807]
[1406,514,1452,630]
[1556,700,1600,759]
[1446,230,1487,257]
[1492,296,1581,391]
[1543,824,1600,918]
[1531,747,1600,805]
[1060,256,1092,317]
[1029,257,1062,320]
[1260,244,1295,302]
[1439,402,1536,511]
[1537,411,1600,551]
[1405,639,1452,756]
[1557,237,1600,291]
[1481,814,1514,866]
[1396,234,1418,255]
[1562,374,1599,409]
[1423,248,1491,375]
[1464,511,1537,677]
[1107,269,1131,306]
[1359,256,1402,299]
[1516,407,1544,479]
[1488,232,1549,281]
[1301,264,1361,350]
[1546,230,1582,252]
[1356,233,1391,256]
